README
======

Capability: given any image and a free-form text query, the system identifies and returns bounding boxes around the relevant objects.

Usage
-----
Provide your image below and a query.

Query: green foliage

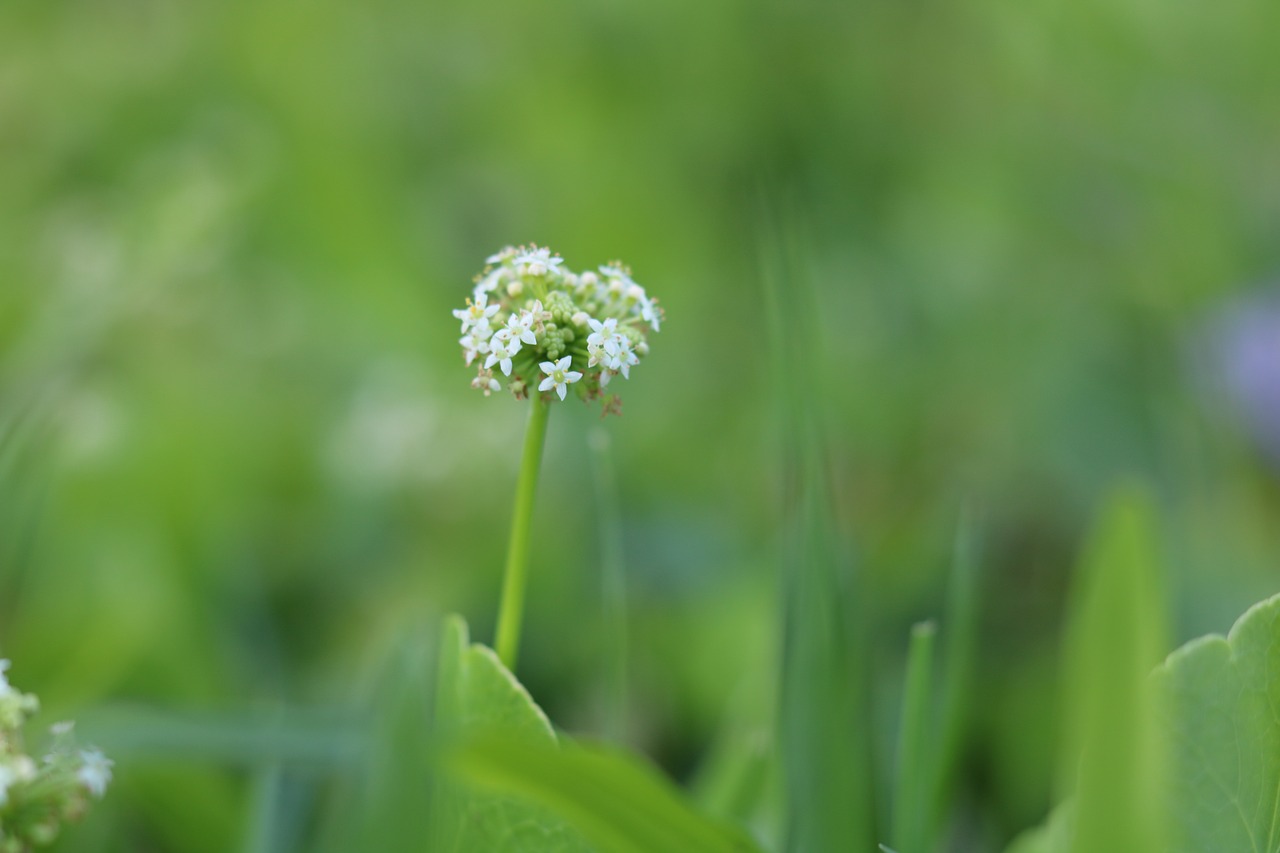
[454,736,763,853]
[890,621,937,853]
[432,615,593,853]
[1003,803,1072,853]
[1060,488,1168,853]
[1009,534,1280,853]
[1153,592,1280,853]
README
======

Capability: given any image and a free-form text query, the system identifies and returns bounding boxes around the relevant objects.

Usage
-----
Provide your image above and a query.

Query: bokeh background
[3,0,1279,850]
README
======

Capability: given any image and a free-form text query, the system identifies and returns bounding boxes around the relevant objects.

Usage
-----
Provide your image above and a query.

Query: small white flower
[514,246,563,278]
[586,317,620,353]
[570,311,590,327]
[77,748,113,798]
[598,264,635,288]
[452,295,500,335]
[484,329,521,377]
[538,357,583,401]
[506,311,538,346]
[473,267,507,300]
[486,246,518,265]
[459,328,492,366]
[639,296,661,332]
[604,336,640,379]
[471,370,502,396]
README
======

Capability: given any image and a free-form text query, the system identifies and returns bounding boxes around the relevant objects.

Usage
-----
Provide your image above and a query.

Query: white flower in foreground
[506,310,538,346]
[538,357,583,401]
[485,329,521,376]
[452,295,500,334]
[606,337,640,379]
[459,328,492,366]
[76,749,113,798]
[514,246,563,278]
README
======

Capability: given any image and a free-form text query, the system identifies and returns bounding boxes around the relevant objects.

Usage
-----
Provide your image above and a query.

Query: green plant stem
[494,393,551,671]
[588,426,628,742]
[892,620,937,853]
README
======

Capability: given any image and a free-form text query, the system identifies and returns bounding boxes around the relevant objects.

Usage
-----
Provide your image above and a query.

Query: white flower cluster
[0,660,112,850]
[454,245,662,410]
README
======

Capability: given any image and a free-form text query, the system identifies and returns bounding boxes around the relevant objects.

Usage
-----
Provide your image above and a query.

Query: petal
[521,330,536,345]
[500,358,513,376]
[484,353,498,369]
[565,371,583,383]
[555,356,571,370]
[540,361,556,374]
[539,377,554,391]
[556,384,567,401]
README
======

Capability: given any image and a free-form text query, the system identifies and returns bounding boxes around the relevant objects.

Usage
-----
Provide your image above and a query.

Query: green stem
[494,393,551,671]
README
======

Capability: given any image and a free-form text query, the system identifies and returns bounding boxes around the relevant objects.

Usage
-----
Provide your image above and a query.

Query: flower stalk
[494,392,551,670]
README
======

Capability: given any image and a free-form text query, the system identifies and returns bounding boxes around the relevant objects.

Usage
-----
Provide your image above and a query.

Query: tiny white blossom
[506,311,538,346]
[452,295,500,335]
[601,335,640,379]
[473,267,507,300]
[598,264,635,288]
[484,329,521,376]
[514,246,563,278]
[486,246,518,265]
[538,357,583,401]
[471,370,502,396]
[639,296,661,331]
[77,749,113,798]
[459,328,492,366]
[586,317,620,353]
[570,311,590,327]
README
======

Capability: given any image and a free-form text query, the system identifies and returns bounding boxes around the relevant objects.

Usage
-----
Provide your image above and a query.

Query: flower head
[452,246,660,412]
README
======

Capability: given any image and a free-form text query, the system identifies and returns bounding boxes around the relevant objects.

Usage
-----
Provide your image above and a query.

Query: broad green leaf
[1060,488,1168,853]
[1152,592,1280,853]
[433,615,594,853]
[454,734,764,853]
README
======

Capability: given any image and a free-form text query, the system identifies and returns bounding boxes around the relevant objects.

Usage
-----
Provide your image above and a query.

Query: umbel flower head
[0,660,112,851]
[455,245,662,412]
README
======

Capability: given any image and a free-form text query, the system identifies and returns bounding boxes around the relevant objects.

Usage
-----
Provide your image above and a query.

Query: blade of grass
[892,621,937,853]
[1061,486,1168,853]
[589,425,628,743]
[760,197,876,852]
[928,507,983,844]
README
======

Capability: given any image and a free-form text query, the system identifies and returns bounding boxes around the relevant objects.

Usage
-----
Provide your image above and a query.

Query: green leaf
[433,615,594,853]
[1060,487,1168,853]
[453,735,764,853]
[1152,592,1280,853]
[1004,802,1073,853]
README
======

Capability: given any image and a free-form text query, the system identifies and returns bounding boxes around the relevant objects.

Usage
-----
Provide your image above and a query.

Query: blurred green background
[2,0,1279,850]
